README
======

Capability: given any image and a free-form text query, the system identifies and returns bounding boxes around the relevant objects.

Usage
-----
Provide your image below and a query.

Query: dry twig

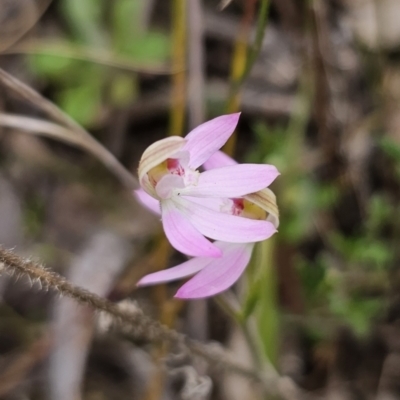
[0,246,310,400]
[0,68,138,190]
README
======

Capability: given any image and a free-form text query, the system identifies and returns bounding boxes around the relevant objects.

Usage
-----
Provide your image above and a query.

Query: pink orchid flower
[137,113,279,258]
[135,150,279,299]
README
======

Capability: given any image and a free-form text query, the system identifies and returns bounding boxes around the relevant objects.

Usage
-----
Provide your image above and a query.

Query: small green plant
[29,0,170,127]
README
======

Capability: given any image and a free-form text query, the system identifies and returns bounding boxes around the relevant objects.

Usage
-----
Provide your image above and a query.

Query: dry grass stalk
[0,68,138,190]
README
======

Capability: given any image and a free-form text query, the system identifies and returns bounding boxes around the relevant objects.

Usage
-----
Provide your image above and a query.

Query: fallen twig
[0,246,311,400]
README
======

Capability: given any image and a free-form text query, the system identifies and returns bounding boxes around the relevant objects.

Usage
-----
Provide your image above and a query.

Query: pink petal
[184,113,240,169]
[155,174,185,199]
[161,199,222,258]
[175,197,277,243]
[175,242,254,299]
[202,150,237,170]
[179,164,280,198]
[137,256,211,286]
[134,189,161,215]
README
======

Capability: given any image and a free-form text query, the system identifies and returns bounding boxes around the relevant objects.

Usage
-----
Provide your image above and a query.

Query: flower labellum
[137,114,279,258]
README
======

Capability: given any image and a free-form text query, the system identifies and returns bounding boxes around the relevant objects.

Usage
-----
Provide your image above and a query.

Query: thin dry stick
[3,41,174,75]
[0,247,179,342]
[0,114,90,149]
[0,247,260,381]
[0,68,138,190]
[0,246,312,400]
[0,247,311,400]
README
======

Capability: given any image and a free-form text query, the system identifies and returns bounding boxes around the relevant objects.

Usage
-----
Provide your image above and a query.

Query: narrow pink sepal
[202,150,237,170]
[184,113,240,169]
[161,199,222,258]
[137,256,211,286]
[134,189,161,215]
[180,164,280,198]
[175,197,277,243]
[175,242,254,299]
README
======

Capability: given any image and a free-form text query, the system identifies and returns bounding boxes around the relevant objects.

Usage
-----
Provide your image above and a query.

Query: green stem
[224,0,270,155]
[240,318,267,372]
[231,0,270,95]
[243,0,269,85]
[215,292,279,396]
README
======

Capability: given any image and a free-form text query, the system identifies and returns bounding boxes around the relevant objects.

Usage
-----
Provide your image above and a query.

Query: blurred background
[2,0,400,399]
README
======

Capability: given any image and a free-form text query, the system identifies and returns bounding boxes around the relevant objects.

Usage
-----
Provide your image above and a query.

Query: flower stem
[224,0,270,156]
[235,0,270,91]
[216,292,277,372]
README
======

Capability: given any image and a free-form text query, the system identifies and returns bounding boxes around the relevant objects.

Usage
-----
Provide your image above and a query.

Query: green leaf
[329,294,382,336]
[29,54,73,79]
[242,279,261,320]
[379,137,400,162]
[112,1,170,62]
[315,184,339,209]
[130,33,170,62]
[110,74,137,107]
[366,194,393,234]
[330,233,392,270]
[61,0,106,46]
[254,239,280,366]
[298,257,326,302]
[112,0,144,50]
[57,82,101,127]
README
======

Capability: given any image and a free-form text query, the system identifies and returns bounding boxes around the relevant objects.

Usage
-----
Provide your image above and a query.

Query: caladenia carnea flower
[137,113,279,258]
[136,184,279,298]
[135,150,280,299]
